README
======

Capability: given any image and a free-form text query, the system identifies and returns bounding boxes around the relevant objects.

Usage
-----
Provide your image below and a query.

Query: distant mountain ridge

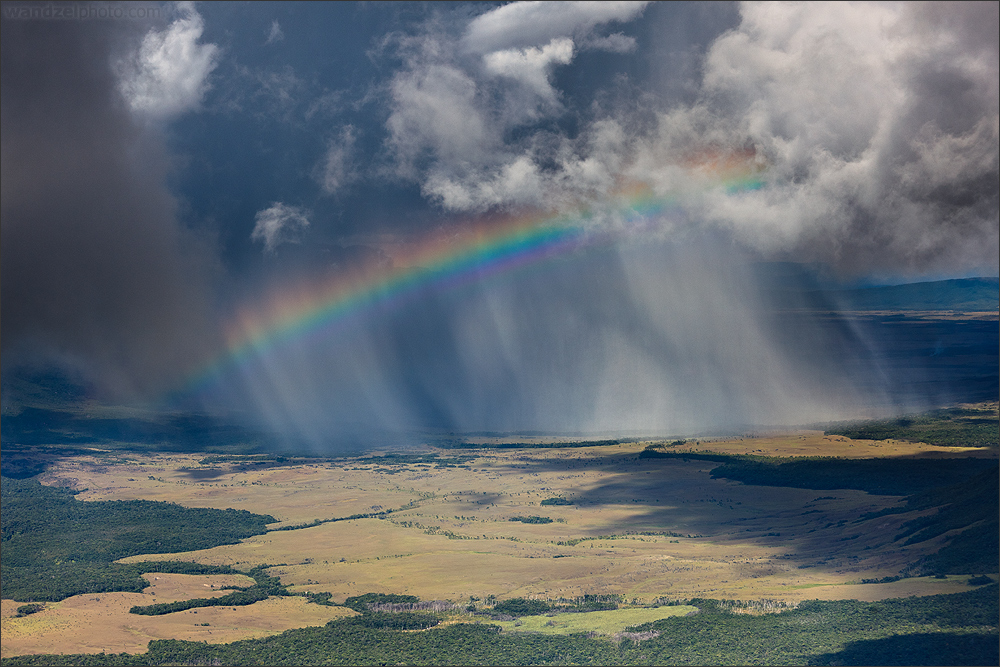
[815,277,999,311]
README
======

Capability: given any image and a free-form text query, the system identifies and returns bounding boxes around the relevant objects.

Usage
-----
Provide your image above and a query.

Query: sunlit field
[2,422,997,658]
[492,605,698,636]
[1,573,355,657]
[43,439,997,602]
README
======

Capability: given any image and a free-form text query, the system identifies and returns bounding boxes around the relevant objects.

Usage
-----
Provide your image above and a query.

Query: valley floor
[3,432,997,658]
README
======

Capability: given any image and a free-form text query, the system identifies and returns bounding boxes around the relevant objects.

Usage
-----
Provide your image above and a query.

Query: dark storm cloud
[1,15,219,395]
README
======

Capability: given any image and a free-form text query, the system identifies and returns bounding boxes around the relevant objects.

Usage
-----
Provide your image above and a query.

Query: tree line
[1,476,275,601]
[4,584,996,666]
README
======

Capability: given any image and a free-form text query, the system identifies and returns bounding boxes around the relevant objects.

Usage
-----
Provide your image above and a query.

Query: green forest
[3,584,996,666]
[706,456,996,496]
[825,405,999,448]
[0,477,275,601]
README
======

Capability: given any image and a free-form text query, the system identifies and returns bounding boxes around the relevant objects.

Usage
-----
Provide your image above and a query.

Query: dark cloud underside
[1,18,217,395]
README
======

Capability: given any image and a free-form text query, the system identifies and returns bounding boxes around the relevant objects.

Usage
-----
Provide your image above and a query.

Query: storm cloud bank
[1,10,219,395]
[383,1,998,277]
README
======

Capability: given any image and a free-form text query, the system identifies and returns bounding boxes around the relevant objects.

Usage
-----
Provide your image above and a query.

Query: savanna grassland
[1,574,356,656]
[3,408,997,663]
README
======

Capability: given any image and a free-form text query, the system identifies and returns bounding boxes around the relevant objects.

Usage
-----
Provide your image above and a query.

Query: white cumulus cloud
[627,0,1000,275]
[462,1,648,54]
[117,1,219,119]
[382,1,651,212]
[386,58,491,178]
[482,37,574,105]
[383,0,997,275]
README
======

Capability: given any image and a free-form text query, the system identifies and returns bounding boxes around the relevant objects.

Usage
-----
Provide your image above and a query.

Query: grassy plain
[0,573,355,657]
[42,439,993,601]
[668,429,999,458]
[491,605,696,635]
[3,433,994,657]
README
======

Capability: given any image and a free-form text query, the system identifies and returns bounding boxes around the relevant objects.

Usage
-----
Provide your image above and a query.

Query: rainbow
[186,149,767,393]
